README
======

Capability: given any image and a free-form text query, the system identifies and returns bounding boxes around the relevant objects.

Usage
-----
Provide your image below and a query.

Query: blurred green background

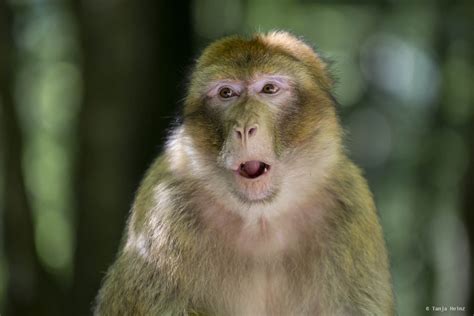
[0,0,473,315]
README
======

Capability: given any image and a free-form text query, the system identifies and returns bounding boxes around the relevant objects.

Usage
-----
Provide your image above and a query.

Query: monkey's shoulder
[325,157,376,212]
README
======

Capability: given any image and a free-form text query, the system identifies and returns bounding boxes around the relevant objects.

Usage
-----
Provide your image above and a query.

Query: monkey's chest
[222,267,297,316]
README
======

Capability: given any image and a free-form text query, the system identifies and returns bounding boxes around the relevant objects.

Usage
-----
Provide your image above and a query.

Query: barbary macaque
[95,31,395,315]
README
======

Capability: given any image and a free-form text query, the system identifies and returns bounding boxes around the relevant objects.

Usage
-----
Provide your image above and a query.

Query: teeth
[263,166,268,173]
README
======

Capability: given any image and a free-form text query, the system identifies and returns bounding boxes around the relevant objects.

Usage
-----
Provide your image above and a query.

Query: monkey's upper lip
[237,161,270,179]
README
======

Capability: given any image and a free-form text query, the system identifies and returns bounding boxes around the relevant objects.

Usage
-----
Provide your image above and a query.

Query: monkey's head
[168,31,342,215]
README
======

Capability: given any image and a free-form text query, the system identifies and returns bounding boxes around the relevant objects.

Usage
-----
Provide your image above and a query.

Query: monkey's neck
[199,191,324,259]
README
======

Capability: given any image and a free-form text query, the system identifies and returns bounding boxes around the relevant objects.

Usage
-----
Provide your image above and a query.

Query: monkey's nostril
[234,125,257,140]
[248,127,256,137]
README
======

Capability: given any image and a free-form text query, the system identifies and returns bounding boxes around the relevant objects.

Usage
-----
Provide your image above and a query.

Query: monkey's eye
[218,86,238,99]
[261,83,279,94]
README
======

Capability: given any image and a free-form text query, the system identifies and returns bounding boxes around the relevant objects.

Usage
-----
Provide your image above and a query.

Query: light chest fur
[225,265,290,316]
[197,201,323,315]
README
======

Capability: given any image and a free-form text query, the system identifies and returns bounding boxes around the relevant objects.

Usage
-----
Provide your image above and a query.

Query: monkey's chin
[232,169,276,204]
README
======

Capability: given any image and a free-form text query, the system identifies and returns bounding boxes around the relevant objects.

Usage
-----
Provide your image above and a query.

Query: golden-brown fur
[94,31,395,315]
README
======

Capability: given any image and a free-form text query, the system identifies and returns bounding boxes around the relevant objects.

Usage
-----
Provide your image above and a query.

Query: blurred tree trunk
[0,2,64,316]
[463,126,474,313]
[71,1,193,314]
[461,5,474,311]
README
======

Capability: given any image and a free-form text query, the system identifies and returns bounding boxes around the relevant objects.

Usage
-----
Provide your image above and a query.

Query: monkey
[94,31,395,315]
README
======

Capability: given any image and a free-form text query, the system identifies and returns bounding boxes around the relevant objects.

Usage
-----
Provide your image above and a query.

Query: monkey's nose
[234,124,258,140]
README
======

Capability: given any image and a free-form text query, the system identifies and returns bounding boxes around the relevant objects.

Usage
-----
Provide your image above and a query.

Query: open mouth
[238,161,271,179]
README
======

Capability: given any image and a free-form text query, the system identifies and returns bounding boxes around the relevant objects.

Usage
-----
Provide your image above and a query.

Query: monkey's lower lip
[238,161,270,179]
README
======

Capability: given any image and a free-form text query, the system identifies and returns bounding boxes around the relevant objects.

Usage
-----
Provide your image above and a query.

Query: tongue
[243,161,262,177]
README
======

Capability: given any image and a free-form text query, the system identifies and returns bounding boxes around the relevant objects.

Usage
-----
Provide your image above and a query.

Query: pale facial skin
[204,75,295,203]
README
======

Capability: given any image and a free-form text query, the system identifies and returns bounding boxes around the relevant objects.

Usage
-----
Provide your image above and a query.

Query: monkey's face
[177,32,341,209]
[204,74,289,202]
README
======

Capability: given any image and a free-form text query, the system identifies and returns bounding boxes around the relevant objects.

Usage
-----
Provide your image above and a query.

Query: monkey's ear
[258,31,334,91]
